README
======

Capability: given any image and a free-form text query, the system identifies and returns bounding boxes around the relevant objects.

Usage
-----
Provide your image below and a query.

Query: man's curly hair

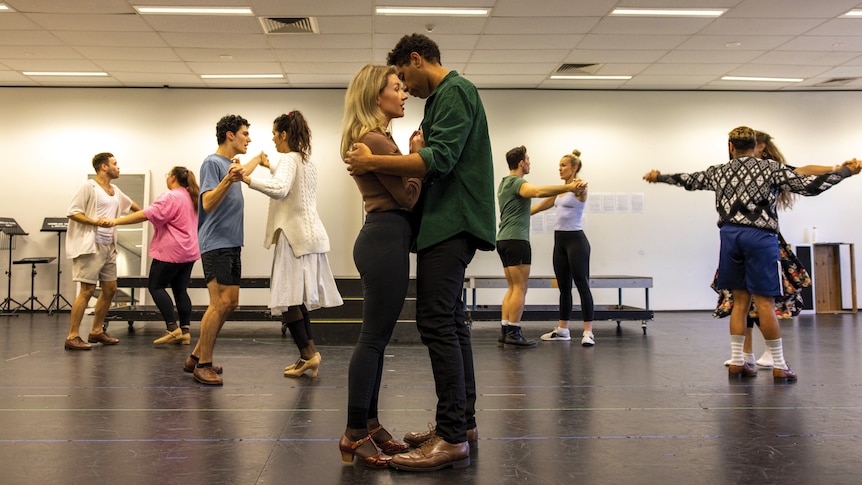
[387,33,441,66]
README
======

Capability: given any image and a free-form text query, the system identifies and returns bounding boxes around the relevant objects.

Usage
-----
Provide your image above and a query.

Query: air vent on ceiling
[814,77,858,87]
[556,63,604,75]
[259,17,320,34]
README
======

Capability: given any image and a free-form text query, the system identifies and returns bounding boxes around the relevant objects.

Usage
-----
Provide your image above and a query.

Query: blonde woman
[337,64,421,468]
[532,150,595,346]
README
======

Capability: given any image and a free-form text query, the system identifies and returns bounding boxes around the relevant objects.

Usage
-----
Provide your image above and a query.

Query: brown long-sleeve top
[352,131,422,212]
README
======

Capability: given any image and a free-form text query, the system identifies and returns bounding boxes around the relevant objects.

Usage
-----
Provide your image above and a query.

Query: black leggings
[346,210,413,430]
[148,259,195,328]
[553,230,594,322]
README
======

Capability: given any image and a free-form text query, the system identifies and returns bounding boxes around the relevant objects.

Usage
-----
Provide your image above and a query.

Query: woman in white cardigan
[244,111,342,377]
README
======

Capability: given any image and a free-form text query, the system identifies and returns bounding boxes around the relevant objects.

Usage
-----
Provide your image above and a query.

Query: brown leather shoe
[403,424,478,448]
[193,365,223,386]
[728,362,757,378]
[773,364,798,381]
[64,336,92,351]
[87,331,119,345]
[183,356,223,374]
[389,435,470,472]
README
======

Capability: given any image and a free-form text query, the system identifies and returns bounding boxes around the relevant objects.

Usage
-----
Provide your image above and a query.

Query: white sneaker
[581,331,595,346]
[756,350,774,368]
[540,327,571,341]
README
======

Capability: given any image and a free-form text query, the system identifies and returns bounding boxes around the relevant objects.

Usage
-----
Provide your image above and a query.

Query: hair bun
[572,149,581,157]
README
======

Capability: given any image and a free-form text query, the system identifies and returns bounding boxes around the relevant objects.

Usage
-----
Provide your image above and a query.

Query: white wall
[2,87,860,310]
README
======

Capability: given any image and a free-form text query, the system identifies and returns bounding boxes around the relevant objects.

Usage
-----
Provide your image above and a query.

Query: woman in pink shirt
[108,166,201,344]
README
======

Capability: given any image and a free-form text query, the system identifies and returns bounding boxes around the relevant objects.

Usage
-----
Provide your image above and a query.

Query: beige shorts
[72,243,118,284]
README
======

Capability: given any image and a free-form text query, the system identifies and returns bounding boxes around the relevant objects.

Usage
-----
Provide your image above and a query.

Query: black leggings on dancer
[347,210,413,430]
[148,259,194,332]
[553,230,594,322]
[282,304,313,358]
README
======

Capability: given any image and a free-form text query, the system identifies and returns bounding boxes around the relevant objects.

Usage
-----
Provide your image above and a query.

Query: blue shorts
[201,247,242,286]
[716,225,782,297]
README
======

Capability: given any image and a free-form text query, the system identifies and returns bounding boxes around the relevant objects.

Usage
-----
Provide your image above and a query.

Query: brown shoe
[87,331,119,345]
[389,435,470,472]
[404,424,478,448]
[370,425,410,454]
[773,364,798,381]
[728,362,757,378]
[64,336,92,351]
[183,356,223,374]
[193,365,223,386]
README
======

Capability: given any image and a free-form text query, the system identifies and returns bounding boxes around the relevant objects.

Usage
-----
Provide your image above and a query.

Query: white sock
[730,335,745,366]
[556,327,570,336]
[509,322,521,327]
[501,320,509,327]
[765,339,788,370]
[742,352,755,366]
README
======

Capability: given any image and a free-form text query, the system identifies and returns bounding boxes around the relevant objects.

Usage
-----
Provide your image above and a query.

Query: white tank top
[554,192,584,231]
[95,186,119,245]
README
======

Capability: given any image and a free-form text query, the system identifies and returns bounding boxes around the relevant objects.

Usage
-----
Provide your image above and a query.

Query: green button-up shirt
[416,71,496,251]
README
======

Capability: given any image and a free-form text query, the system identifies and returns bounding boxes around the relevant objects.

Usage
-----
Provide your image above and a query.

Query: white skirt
[269,232,343,314]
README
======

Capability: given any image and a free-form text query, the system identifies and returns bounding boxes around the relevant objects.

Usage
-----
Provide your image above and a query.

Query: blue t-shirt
[198,153,244,253]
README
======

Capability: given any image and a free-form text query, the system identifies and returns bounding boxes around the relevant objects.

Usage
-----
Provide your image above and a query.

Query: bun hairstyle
[562,149,583,176]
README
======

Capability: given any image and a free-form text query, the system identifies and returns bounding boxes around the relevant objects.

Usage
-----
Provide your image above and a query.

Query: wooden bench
[105,276,416,334]
[464,275,654,334]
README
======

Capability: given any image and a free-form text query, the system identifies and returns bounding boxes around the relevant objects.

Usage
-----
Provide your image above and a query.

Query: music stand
[0,217,27,316]
[42,218,71,314]
[13,256,55,312]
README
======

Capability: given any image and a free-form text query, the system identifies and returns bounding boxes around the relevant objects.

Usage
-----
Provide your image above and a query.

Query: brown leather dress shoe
[193,366,223,386]
[773,364,798,381]
[338,434,391,468]
[183,356,223,374]
[87,332,119,345]
[404,424,478,448]
[64,336,92,351]
[728,362,757,378]
[390,435,470,472]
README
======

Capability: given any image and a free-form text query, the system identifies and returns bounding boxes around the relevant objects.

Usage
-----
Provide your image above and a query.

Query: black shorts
[496,239,531,267]
[201,247,242,286]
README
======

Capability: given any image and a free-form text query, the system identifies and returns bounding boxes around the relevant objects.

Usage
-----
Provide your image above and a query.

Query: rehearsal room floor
[1,310,861,485]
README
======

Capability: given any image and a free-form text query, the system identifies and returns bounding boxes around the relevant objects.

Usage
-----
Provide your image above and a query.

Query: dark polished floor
[1,311,861,485]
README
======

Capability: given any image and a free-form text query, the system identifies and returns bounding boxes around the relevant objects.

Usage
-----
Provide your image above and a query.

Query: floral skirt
[712,232,811,319]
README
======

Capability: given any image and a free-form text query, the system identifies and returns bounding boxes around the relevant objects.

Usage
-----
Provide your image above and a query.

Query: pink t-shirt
[143,188,200,263]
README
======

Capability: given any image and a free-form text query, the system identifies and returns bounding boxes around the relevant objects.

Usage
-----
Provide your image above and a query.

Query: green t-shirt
[497,175,530,241]
[415,71,496,252]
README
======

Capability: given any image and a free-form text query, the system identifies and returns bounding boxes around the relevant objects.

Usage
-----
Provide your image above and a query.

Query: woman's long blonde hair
[757,131,795,210]
[340,64,398,158]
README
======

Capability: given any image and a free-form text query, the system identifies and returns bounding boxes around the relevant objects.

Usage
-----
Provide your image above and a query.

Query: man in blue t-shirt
[186,114,267,386]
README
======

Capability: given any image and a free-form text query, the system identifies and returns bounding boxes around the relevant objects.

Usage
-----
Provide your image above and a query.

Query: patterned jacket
[656,156,852,232]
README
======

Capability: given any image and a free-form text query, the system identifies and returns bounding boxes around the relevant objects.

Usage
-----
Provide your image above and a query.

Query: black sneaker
[502,326,537,348]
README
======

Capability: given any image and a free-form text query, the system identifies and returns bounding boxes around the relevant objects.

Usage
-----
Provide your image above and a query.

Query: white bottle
[811,226,817,244]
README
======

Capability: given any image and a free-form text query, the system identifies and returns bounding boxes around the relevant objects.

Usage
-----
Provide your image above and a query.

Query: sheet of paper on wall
[631,193,644,213]
[615,193,631,212]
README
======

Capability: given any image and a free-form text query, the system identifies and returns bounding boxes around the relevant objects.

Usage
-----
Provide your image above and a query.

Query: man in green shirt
[345,33,494,472]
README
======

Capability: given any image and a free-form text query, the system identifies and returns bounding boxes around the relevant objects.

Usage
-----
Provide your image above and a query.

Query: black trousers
[415,234,477,444]
[347,211,413,429]
[148,259,195,328]
[553,230,595,322]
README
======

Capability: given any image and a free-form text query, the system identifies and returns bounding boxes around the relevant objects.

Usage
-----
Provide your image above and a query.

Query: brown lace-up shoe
[64,336,92,351]
[193,365,223,386]
[390,435,470,472]
[403,424,478,448]
[773,364,797,381]
[87,331,119,345]
[728,362,757,378]
[183,356,222,374]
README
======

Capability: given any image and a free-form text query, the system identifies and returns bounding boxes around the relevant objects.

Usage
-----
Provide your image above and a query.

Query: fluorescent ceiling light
[200,74,284,79]
[842,9,862,17]
[23,71,108,76]
[611,8,726,17]
[376,7,489,16]
[550,75,632,80]
[0,4,14,12]
[135,6,253,15]
[721,76,803,83]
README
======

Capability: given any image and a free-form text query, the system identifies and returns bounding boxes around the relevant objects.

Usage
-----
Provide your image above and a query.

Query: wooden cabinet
[799,243,857,314]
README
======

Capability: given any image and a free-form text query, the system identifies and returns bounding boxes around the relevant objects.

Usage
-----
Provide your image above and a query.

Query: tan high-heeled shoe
[284,352,321,378]
[338,434,391,468]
